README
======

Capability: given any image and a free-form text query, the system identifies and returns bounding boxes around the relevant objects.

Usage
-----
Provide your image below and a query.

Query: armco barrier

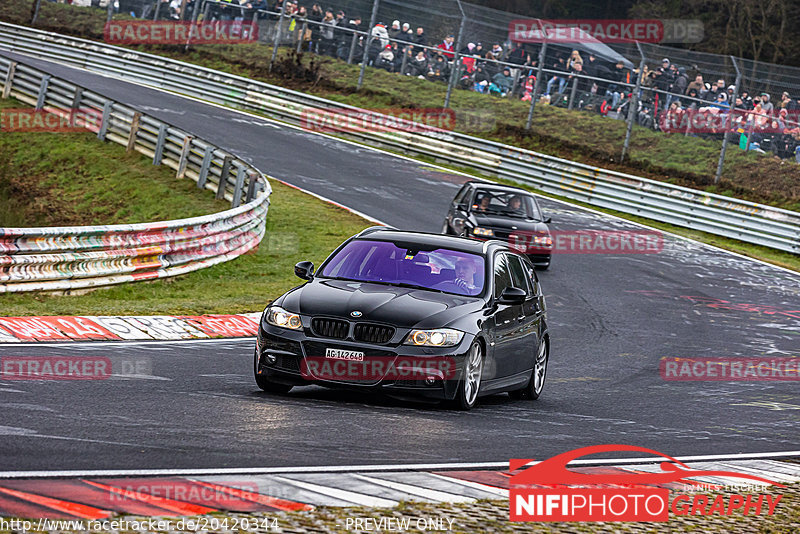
[0,23,798,254]
[0,53,271,293]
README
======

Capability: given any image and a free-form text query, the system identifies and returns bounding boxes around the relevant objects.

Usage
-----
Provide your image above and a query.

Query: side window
[453,185,471,207]
[493,253,513,299]
[508,254,532,295]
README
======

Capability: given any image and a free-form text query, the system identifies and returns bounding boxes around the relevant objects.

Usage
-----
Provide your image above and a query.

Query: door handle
[517,315,526,321]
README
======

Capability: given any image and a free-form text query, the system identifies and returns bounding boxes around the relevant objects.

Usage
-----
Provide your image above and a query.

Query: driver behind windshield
[473,195,490,212]
[453,258,478,291]
[507,195,524,214]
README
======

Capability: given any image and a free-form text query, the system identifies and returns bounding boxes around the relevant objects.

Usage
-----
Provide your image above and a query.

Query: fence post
[444,8,467,109]
[153,0,161,20]
[176,135,194,179]
[127,112,141,153]
[744,112,756,152]
[567,75,578,110]
[107,0,115,23]
[185,0,203,51]
[217,155,232,199]
[97,101,112,141]
[232,165,246,207]
[347,31,358,64]
[621,43,646,162]
[357,0,380,90]
[715,56,741,184]
[35,75,50,110]
[2,61,16,99]
[153,123,167,165]
[268,1,288,72]
[30,0,42,25]
[297,21,308,54]
[197,145,214,188]
[525,24,547,130]
[400,46,409,75]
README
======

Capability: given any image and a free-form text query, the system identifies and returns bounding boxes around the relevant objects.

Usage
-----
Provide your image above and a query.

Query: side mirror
[544,217,552,224]
[294,261,315,281]
[498,286,527,305]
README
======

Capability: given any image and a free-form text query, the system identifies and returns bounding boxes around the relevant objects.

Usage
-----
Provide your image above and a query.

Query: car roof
[464,181,531,195]
[354,228,508,256]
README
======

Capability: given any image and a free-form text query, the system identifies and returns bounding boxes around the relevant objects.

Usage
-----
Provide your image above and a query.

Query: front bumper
[255,321,472,400]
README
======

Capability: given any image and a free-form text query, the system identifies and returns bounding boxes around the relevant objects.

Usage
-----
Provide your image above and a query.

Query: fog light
[265,353,277,365]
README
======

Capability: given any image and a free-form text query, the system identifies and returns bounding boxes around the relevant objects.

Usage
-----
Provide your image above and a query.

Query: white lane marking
[0,451,798,479]
[0,337,255,348]
[351,473,474,503]
[427,472,508,498]
[271,475,397,507]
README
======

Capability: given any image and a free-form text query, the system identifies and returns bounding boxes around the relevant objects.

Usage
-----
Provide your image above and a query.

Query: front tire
[509,336,548,400]
[254,349,293,394]
[449,341,483,410]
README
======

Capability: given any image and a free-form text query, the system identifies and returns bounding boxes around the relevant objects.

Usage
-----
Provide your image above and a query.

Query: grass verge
[2,0,799,211]
[0,97,370,315]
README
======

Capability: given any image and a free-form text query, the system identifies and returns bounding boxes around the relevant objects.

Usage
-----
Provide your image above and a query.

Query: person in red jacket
[437,35,455,60]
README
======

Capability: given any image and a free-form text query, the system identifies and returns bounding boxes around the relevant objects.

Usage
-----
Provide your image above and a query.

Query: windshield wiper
[377,281,447,293]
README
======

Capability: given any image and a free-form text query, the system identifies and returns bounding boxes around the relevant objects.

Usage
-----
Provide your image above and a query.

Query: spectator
[412,27,426,53]
[482,52,500,78]
[388,20,402,41]
[490,43,505,61]
[705,79,726,102]
[376,44,394,71]
[472,64,491,92]
[686,74,705,97]
[437,35,455,60]
[308,3,324,52]
[787,95,800,112]
[760,93,774,115]
[779,91,792,110]
[582,53,598,78]
[427,66,447,82]
[405,50,429,78]
[545,55,567,96]
[319,10,337,56]
[490,67,514,96]
[740,90,753,108]
[474,42,485,58]
[402,22,412,41]
[507,42,529,67]
[672,68,688,98]
[566,49,583,70]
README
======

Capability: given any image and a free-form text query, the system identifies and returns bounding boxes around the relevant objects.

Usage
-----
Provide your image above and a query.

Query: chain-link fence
[97,0,800,184]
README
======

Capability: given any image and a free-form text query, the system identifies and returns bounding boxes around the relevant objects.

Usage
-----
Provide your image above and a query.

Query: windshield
[470,189,541,220]
[319,239,485,297]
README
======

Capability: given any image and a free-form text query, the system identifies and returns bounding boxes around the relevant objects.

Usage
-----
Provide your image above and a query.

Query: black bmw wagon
[254,227,549,410]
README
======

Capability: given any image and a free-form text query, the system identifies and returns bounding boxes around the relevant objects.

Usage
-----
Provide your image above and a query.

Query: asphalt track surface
[0,52,799,471]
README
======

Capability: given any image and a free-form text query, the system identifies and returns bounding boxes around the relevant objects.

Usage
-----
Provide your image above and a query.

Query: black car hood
[279,279,484,329]
[471,213,549,232]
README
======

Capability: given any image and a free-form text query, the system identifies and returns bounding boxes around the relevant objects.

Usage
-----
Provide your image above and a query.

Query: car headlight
[265,306,303,330]
[404,328,464,347]
[473,227,494,237]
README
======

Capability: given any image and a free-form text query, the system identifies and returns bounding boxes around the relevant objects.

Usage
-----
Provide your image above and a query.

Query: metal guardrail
[0,22,798,255]
[0,52,271,293]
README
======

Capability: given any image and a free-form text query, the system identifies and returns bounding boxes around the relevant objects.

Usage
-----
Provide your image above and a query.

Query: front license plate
[325,348,365,361]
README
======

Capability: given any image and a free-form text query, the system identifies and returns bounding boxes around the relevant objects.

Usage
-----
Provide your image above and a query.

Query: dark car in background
[255,227,549,410]
[443,182,553,269]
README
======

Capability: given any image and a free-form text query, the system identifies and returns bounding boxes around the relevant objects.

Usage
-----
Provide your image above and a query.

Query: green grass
[0,96,370,315]
[2,0,797,210]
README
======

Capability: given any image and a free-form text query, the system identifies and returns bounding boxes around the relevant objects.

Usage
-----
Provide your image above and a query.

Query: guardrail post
[268,1,288,72]
[567,76,578,110]
[97,101,112,140]
[1,62,16,99]
[153,123,167,165]
[621,43,646,163]
[71,87,84,110]
[197,146,214,188]
[715,56,741,184]
[127,112,141,153]
[176,135,194,179]
[526,39,547,129]
[217,155,232,199]
[232,165,246,207]
[245,172,259,202]
[35,75,50,110]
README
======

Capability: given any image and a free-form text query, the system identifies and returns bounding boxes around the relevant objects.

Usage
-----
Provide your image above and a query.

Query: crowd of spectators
[143,0,800,163]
